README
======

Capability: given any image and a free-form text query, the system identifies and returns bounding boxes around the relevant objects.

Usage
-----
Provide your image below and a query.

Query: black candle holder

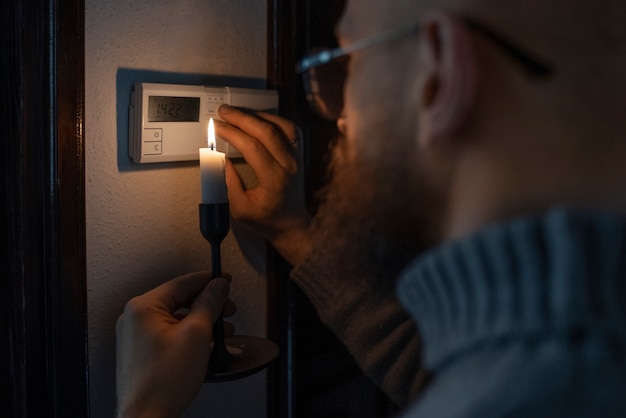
[199,203,279,382]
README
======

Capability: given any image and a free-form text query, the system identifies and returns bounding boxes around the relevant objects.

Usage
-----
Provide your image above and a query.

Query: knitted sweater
[397,209,626,417]
[291,253,429,406]
[293,208,626,416]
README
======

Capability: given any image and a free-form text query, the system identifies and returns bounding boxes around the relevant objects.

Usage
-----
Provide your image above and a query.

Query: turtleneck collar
[396,208,626,370]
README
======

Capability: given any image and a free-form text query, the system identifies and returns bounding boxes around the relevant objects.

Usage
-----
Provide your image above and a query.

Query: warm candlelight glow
[208,118,216,150]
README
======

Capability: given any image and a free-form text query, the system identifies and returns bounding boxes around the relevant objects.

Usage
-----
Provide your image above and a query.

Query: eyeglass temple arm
[296,19,552,78]
[462,18,552,78]
[296,23,421,73]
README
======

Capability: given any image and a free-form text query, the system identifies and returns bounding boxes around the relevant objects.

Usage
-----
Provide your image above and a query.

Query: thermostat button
[143,128,163,155]
[207,105,219,116]
[143,141,162,155]
[144,128,162,138]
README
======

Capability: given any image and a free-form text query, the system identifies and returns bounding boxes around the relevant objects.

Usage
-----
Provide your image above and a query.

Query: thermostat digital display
[148,96,200,122]
[129,82,279,163]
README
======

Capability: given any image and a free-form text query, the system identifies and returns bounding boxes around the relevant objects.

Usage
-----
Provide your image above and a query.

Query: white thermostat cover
[129,82,278,163]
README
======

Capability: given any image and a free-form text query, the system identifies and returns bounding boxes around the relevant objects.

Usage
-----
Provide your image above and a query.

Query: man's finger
[224,159,251,215]
[186,277,231,325]
[141,271,213,313]
[216,119,278,172]
[218,105,296,171]
[255,111,297,141]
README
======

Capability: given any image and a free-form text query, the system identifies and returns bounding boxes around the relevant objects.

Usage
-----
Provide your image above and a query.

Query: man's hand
[116,271,232,418]
[216,104,312,265]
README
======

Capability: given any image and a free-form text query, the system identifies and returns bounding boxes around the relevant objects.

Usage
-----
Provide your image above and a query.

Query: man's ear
[417,12,478,148]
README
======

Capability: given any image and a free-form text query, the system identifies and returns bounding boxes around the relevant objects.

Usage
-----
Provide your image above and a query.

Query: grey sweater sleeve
[290,256,430,407]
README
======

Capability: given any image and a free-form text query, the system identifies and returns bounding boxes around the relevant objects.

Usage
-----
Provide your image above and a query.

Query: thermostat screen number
[148,96,200,122]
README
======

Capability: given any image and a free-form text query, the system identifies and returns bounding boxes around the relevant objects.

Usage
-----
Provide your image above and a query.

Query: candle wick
[210,144,214,151]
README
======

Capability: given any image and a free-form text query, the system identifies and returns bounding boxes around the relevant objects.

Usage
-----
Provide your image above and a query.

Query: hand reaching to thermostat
[216,104,312,266]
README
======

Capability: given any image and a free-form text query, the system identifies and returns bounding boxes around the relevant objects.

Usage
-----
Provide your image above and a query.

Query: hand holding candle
[200,118,228,204]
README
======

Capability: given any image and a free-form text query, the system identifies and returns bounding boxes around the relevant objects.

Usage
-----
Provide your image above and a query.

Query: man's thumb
[189,277,230,323]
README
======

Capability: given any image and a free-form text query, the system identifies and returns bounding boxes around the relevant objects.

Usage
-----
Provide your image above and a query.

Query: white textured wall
[85,0,269,417]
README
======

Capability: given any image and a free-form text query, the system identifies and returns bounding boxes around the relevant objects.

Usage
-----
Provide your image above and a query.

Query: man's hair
[388,0,626,56]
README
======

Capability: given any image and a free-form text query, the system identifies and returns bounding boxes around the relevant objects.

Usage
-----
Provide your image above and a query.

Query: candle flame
[208,118,216,150]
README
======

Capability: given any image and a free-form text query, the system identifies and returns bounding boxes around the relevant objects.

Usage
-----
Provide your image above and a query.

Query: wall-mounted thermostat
[129,82,278,163]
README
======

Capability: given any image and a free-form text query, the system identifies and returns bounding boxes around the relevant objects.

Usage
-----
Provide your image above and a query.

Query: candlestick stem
[199,203,231,375]
[211,243,222,277]
[209,242,230,373]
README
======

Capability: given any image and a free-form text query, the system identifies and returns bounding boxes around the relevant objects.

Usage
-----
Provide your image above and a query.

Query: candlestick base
[206,335,279,382]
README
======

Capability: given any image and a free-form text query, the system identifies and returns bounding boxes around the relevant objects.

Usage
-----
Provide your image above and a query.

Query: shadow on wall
[116,68,267,172]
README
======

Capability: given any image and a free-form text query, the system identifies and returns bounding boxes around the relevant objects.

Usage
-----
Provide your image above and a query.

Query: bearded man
[115,0,626,416]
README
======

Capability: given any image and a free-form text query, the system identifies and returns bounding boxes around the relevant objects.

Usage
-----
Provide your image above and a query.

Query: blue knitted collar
[396,208,626,369]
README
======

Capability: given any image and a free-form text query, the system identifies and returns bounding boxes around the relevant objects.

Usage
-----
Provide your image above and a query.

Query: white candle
[199,118,228,203]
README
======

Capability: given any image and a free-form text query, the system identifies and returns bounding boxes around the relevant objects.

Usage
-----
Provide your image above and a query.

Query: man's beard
[310,133,443,297]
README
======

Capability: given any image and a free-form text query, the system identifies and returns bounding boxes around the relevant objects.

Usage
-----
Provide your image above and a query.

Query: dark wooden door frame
[1,0,88,416]
[266,2,297,416]
[266,1,346,418]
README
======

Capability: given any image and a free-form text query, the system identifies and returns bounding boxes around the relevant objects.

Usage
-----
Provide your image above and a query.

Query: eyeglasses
[296,18,554,120]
